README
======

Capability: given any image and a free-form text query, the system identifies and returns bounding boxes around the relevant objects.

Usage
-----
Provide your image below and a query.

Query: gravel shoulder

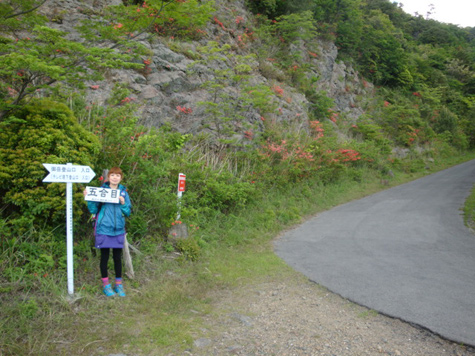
[190,273,475,356]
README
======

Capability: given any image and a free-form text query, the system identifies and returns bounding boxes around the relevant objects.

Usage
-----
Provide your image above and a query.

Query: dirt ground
[186,275,475,356]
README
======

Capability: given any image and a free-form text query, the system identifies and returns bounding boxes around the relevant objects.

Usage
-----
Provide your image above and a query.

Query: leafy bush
[92,0,215,40]
[432,107,458,134]
[246,0,314,18]
[350,120,392,155]
[0,99,99,233]
[272,11,317,43]
[77,98,188,239]
[192,42,275,146]
[313,0,364,58]
[253,11,318,72]
[175,237,201,261]
[195,172,256,213]
[306,90,334,120]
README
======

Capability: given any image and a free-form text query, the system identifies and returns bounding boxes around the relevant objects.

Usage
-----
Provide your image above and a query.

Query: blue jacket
[87,183,132,236]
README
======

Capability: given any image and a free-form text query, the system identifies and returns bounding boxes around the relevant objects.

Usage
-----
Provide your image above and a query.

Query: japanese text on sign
[84,186,120,203]
[43,164,95,183]
[178,174,186,192]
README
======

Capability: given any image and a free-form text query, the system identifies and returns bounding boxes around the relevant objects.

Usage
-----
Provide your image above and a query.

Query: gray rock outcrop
[39,0,374,140]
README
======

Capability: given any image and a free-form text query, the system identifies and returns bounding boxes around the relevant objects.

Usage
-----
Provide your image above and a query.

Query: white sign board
[43,163,95,183]
[42,163,96,296]
[84,186,120,204]
[176,173,186,220]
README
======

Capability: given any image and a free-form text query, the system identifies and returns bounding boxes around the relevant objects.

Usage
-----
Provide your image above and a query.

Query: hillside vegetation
[1,0,474,353]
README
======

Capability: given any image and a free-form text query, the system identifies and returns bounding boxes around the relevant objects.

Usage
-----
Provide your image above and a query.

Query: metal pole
[66,164,74,295]
[177,187,183,220]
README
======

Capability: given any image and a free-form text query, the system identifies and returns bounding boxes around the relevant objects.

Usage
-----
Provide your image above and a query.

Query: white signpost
[43,163,95,296]
[177,173,186,220]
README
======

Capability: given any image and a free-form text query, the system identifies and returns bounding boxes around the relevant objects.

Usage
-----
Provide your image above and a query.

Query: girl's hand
[119,196,125,205]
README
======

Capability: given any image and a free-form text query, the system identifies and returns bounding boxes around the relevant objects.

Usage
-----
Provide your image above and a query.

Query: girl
[86,167,132,297]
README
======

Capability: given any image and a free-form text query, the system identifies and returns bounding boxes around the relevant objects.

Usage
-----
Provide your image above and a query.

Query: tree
[364,0,408,27]
[358,10,409,86]
[273,11,318,43]
[313,0,364,57]
[0,25,145,121]
[78,0,214,42]
[0,0,47,34]
[246,0,314,18]
[0,0,213,121]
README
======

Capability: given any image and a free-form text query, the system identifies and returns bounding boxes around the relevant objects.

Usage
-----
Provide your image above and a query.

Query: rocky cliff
[40,0,374,140]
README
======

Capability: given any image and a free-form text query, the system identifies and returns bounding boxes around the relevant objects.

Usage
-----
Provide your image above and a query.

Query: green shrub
[246,0,314,18]
[79,101,188,240]
[0,99,100,233]
[350,120,392,155]
[307,90,334,120]
[97,0,215,40]
[432,107,458,134]
[187,169,257,214]
[175,238,201,261]
[272,11,317,43]
[378,102,430,147]
[18,298,39,320]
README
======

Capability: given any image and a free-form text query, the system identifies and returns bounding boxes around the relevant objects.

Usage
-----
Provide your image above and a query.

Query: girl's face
[108,173,122,185]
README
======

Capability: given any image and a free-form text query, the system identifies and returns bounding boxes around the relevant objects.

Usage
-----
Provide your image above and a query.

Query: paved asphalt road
[274,159,475,346]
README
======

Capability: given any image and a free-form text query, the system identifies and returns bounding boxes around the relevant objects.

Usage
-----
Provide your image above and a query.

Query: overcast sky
[399,0,474,28]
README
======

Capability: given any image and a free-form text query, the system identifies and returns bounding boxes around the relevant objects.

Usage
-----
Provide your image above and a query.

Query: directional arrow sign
[42,163,96,296]
[43,163,95,183]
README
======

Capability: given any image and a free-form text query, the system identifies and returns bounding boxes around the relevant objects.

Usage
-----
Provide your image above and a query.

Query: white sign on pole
[84,186,120,204]
[178,173,186,194]
[176,173,186,220]
[43,163,95,183]
[43,163,95,296]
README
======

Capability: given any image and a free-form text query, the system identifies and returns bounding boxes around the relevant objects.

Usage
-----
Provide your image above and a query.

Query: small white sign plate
[84,186,120,204]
